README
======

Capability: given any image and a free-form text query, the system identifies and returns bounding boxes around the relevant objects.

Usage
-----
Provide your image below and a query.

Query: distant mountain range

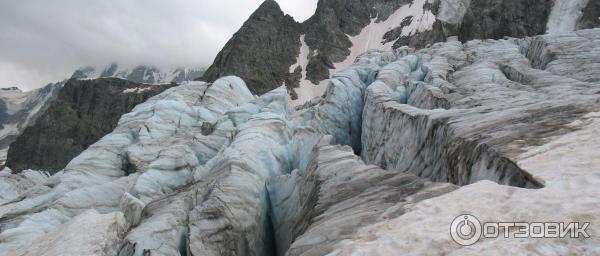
[71,64,205,84]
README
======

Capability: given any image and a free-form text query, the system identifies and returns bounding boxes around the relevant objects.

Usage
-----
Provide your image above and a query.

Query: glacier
[0,28,599,256]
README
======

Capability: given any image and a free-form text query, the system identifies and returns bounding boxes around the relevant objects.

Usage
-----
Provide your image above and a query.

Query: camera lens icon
[450,214,482,246]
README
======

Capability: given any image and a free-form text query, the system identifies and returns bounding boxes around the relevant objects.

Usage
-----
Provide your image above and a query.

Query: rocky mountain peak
[200,0,302,94]
[256,0,285,15]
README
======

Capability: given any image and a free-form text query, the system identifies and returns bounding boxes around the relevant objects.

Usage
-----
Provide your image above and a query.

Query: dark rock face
[456,0,554,41]
[201,0,410,93]
[201,0,302,95]
[5,78,175,173]
[579,0,600,30]
[302,0,411,82]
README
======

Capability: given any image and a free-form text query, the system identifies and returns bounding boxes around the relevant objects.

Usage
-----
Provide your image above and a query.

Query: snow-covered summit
[71,63,205,84]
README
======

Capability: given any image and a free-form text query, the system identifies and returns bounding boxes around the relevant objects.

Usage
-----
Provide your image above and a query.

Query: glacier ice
[0,29,599,256]
[3,210,128,256]
[0,77,256,252]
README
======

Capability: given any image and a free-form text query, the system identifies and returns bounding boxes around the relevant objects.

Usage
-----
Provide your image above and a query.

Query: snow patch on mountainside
[334,0,436,71]
[289,35,310,75]
[0,149,7,166]
[0,88,29,115]
[289,35,329,107]
[122,87,153,94]
[289,0,436,106]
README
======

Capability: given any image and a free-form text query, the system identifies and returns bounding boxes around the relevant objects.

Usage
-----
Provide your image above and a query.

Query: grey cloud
[0,0,317,90]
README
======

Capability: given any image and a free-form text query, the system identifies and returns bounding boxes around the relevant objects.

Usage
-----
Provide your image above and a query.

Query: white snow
[0,123,18,147]
[289,35,310,75]
[290,80,329,108]
[327,112,600,256]
[0,148,7,166]
[333,0,436,71]
[0,88,28,115]
[547,0,590,34]
[122,87,153,94]
[288,35,330,107]
[75,64,203,84]
[288,0,437,107]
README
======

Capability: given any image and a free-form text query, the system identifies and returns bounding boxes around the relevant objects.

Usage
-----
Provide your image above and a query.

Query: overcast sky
[0,0,318,91]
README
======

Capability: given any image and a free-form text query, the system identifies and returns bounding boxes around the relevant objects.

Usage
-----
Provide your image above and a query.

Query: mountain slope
[5,78,176,173]
[201,0,302,95]
[0,84,61,166]
[202,0,599,105]
[0,64,203,170]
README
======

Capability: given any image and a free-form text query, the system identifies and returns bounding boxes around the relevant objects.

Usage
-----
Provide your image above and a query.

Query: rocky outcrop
[579,0,600,30]
[201,0,302,95]
[5,78,175,173]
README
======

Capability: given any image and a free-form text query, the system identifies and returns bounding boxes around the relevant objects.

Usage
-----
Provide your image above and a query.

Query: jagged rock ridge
[72,63,206,84]
[202,0,599,105]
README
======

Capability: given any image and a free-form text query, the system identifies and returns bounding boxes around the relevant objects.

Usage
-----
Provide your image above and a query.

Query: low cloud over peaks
[0,0,317,90]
